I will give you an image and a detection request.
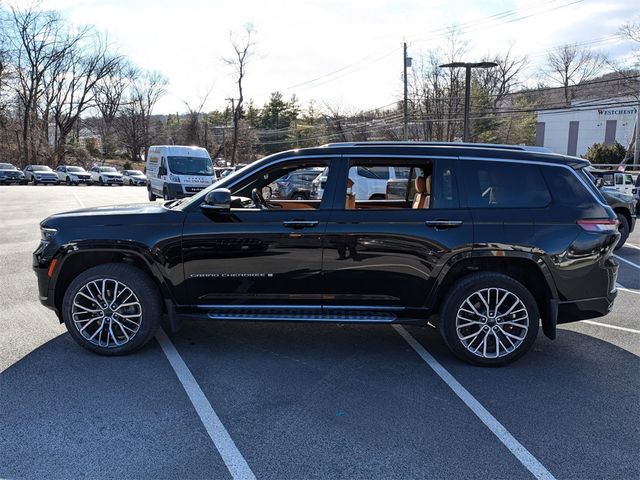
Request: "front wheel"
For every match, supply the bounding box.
[99,176,104,186]
[163,187,170,200]
[31,177,37,185]
[62,263,162,355]
[439,272,539,366]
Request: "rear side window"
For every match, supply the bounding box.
[460,160,551,208]
[542,166,595,207]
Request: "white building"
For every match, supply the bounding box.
[536,97,638,157]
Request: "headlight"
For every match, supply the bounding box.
[169,174,181,183]
[41,227,57,242]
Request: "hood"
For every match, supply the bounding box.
[41,203,172,228]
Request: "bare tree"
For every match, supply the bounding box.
[474,48,527,108]
[545,44,607,106]
[7,7,78,164]
[181,87,212,145]
[49,33,121,162]
[115,70,167,162]
[223,24,255,165]
[620,20,640,65]
[94,60,135,157]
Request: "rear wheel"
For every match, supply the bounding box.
[615,213,629,250]
[291,192,308,200]
[163,187,170,200]
[148,187,156,201]
[62,263,162,355]
[439,272,539,366]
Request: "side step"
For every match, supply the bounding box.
[206,307,397,323]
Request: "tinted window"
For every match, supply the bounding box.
[461,160,550,208]
[432,160,458,209]
[543,166,595,207]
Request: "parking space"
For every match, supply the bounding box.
[1,185,639,479]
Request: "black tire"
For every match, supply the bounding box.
[99,176,104,186]
[148,187,157,201]
[62,263,162,356]
[438,272,539,366]
[369,194,385,200]
[614,213,629,250]
[163,187,170,200]
[31,176,37,185]
[66,176,71,185]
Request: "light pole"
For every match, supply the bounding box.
[439,61,498,142]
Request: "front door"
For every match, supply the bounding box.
[181,157,337,317]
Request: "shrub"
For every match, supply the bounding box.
[583,142,626,165]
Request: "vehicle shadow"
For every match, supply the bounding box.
[2,323,638,479]
[0,333,229,480]
[406,324,640,480]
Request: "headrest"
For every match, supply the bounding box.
[415,176,426,193]
[425,175,431,194]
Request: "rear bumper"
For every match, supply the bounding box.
[555,290,617,324]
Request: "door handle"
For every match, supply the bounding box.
[283,220,319,229]
[425,220,463,229]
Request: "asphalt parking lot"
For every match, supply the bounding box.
[1,184,639,480]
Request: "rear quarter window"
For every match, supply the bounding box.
[460,160,551,208]
[542,166,596,207]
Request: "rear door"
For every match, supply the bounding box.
[321,155,472,319]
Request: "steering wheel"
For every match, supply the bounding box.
[251,188,268,210]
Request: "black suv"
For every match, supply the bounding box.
[34,142,620,366]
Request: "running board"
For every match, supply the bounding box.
[205,308,397,323]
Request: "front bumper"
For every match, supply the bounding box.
[35,176,58,183]
[102,177,123,184]
[0,176,24,183]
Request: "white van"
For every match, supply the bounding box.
[311,166,410,200]
[146,145,216,201]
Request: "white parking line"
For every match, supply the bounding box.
[614,254,640,270]
[622,242,640,251]
[156,328,256,480]
[393,325,556,480]
[580,320,640,334]
[71,190,86,208]
[616,283,640,295]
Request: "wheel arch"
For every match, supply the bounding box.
[428,252,559,339]
[52,247,173,320]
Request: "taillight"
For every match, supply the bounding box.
[577,219,619,232]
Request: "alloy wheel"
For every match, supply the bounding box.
[71,278,143,348]
[455,287,529,359]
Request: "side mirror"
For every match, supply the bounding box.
[201,188,231,212]
[158,166,166,176]
[594,177,603,188]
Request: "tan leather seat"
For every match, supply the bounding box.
[413,175,431,209]
[345,178,356,209]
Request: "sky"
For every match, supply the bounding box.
[11,0,640,114]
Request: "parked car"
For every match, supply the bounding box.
[589,169,635,196]
[635,174,640,215]
[89,166,123,185]
[312,165,410,200]
[122,170,147,186]
[272,168,324,200]
[0,163,26,184]
[583,170,636,249]
[55,165,93,185]
[24,165,58,185]
[34,142,620,366]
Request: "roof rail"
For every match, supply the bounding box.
[321,141,552,153]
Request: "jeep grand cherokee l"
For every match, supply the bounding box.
[33,142,620,366]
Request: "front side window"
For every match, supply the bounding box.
[460,160,551,208]
[230,161,332,210]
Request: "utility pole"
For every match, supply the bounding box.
[403,42,411,141]
[634,98,639,165]
[225,97,236,165]
[439,61,498,142]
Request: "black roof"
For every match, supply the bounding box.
[266,142,590,169]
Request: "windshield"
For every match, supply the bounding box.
[0,163,17,170]
[32,165,52,172]
[67,166,85,172]
[125,170,144,175]
[100,167,117,173]
[168,156,214,176]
